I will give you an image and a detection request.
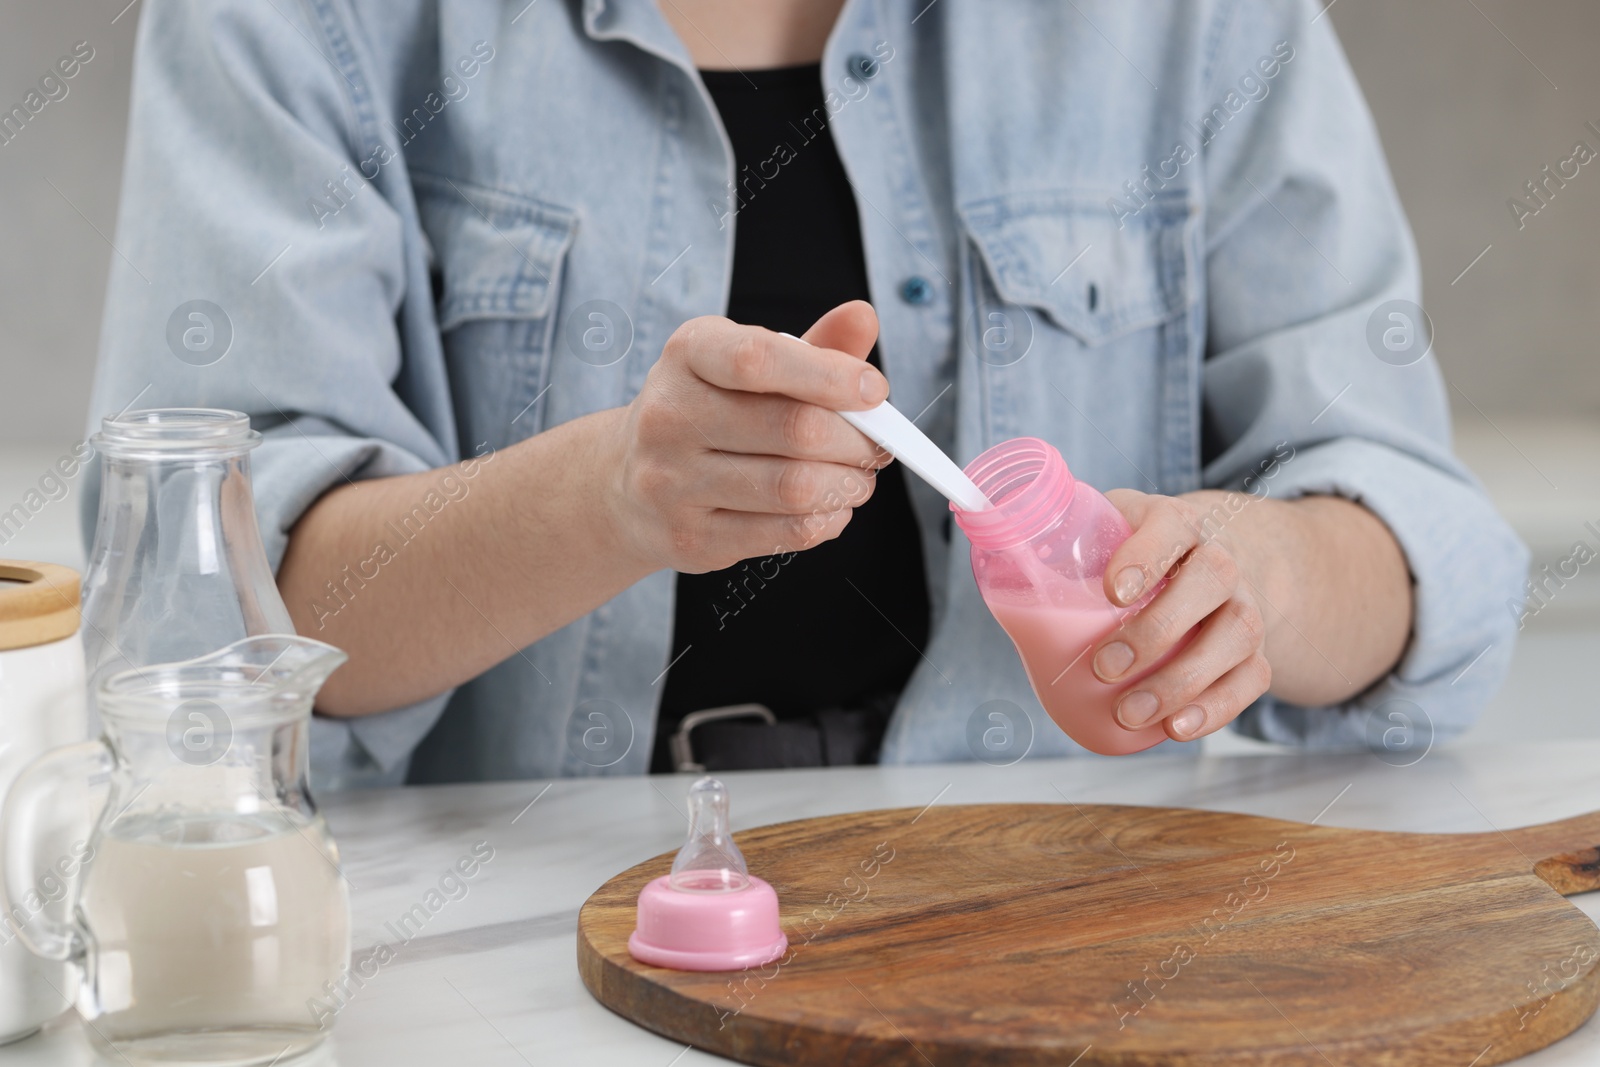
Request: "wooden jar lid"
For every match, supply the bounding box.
[0,561,81,651]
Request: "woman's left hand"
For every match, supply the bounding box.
[1092,489,1274,742]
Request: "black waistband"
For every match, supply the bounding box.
[661,696,894,773]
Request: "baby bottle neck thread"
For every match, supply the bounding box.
[952,438,1077,550]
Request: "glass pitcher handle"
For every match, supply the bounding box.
[0,739,113,963]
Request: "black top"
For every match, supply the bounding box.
[651,63,931,772]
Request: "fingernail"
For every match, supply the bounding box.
[860,369,887,404]
[1113,566,1145,605]
[1171,705,1206,738]
[1093,641,1134,681]
[1117,690,1159,729]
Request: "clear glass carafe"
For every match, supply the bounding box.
[81,409,293,720]
[0,636,351,1066]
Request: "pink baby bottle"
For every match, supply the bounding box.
[952,438,1191,755]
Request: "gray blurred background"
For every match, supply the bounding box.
[1,1,1596,746]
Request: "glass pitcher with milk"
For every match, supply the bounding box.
[0,635,351,1066]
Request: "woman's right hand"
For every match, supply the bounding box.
[605,300,892,574]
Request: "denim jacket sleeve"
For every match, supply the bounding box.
[83,0,453,788]
[1196,0,1529,747]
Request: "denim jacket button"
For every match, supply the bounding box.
[900,275,934,306]
[847,52,880,81]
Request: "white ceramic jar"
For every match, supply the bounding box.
[0,561,87,1044]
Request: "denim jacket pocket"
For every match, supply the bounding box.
[956,188,1200,492]
[958,188,1195,346]
[412,172,578,442]
[413,171,578,328]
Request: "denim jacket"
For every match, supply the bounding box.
[87,0,1529,788]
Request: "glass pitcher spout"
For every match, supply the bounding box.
[183,635,348,704]
[98,634,347,724]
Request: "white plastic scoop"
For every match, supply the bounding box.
[778,333,992,512]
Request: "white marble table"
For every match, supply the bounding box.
[7,741,1600,1065]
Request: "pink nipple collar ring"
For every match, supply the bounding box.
[628,776,787,971]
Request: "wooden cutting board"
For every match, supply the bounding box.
[577,803,1600,1066]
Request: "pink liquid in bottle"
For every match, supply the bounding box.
[953,438,1193,755]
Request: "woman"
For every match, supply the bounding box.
[86,0,1527,787]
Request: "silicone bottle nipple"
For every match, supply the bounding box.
[670,777,750,892]
[627,776,787,971]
